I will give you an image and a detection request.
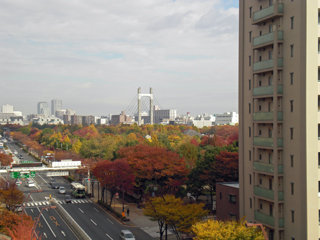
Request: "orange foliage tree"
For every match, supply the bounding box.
[0,153,12,166]
[118,144,189,195]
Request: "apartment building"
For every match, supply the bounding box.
[239,1,318,239]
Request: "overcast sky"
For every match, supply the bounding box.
[0,0,239,117]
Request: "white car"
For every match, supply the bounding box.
[13,150,18,155]
[25,180,35,187]
[120,230,135,240]
[59,186,66,194]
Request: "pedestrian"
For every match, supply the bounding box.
[127,208,130,217]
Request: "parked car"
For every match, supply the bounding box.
[51,182,59,189]
[65,195,72,203]
[120,230,135,240]
[59,186,66,194]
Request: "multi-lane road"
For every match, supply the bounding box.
[2,141,153,240]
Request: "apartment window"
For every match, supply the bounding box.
[250,198,252,209]
[291,210,295,223]
[290,100,294,112]
[268,76,272,85]
[290,72,294,85]
[249,103,251,114]
[318,152,320,167]
[269,50,273,59]
[249,80,251,90]
[260,179,262,184]
[291,182,294,195]
[249,174,252,185]
[291,16,294,29]
[269,0,273,6]
[290,128,294,140]
[249,150,251,161]
[269,24,273,33]
[259,31,262,36]
[220,192,222,199]
[259,105,262,111]
[249,56,251,66]
[319,210,320,224]
[318,181,320,196]
[259,56,262,61]
[249,31,252,42]
[228,194,236,203]
[260,203,262,210]
[259,130,262,135]
[249,7,252,18]
[291,155,294,167]
[259,154,262,160]
[269,204,273,216]
[290,45,294,57]
[249,127,251,137]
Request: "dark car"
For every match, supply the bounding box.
[65,195,72,203]
[51,182,59,189]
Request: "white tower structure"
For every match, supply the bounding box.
[137,87,153,125]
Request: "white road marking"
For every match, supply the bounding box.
[79,208,84,213]
[90,219,97,226]
[93,208,99,212]
[30,195,34,202]
[36,173,48,184]
[107,219,114,225]
[27,203,31,207]
[88,200,92,203]
[37,207,56,238]
[105,233,113,240]
[31,209,33,213]
[61,230,66,237]
[35,203,38,206]
[81,200,85,203]
[43,232,47,238]
[38,202,42,206]
[31,203,34,206]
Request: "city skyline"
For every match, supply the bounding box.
[0,0,239,116]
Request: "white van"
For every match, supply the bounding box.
[25,180,35,187]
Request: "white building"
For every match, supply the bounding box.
[51,99,62,116]
[32,116,64,125]
[37,102,49,117]
[1,104,13,113]
[215,112,238,125]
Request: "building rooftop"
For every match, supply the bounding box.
[218,182,239,189]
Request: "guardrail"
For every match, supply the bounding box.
[51,198,92,240]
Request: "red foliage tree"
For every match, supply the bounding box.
[118,145,189,195]
[200,135,226,147]
[214,150,239,182]
[0,153,12,166]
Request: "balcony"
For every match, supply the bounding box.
[254,211,284,228]
[253,58,283,73]
[253,31,284,48]
[253,3,284,24]
[253,84,283,97]
[253,162,283,174]
[253,111,283,121]
[254,186,284,201]
[253,137,283,147]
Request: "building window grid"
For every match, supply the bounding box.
[291,16,294,29]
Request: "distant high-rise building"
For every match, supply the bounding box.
[37,102,49,117]
[1,104,13,113]
[51,99,62,116]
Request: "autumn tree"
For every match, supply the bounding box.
[0,178,25,211]
[0,153,12,166]
[118,145,189,196]
[192,219,265,240]
[0,210,39,240]
[144,195,208,240]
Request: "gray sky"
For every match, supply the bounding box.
[0,0,239,116]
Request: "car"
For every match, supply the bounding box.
[16,180,22,186]
[13,204,22,212]
[59,186,66,194]
[120,230,135,240]
[25,180,35,187]
[13,150,18,155]
[51,182,59,189]
[65,195,72,203]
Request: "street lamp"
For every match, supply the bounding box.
[21,190,43,222]
[30,206,56,240]
[245,223,268,240]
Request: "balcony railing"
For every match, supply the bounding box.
[253,111,283,121]
[254,211,284,228]
[253,162,283,174]
[253,31,284,47]
[253,84,283,96]
[253,58,283,72]
[253,137,283,147]
[253,3,284,23]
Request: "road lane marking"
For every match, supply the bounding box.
[37,173,48,184]
[107,219,114,225]
[106,233,113,240]
[30,195,34,202]
[79,208,84,213]
[93,208,99,212]
[43,232,47,238]
[61,230,66,237]
[90,219,97,226]
[31,209,33,213]
[37,207,56,238]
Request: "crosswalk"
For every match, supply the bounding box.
[24,199,92,207]
[58,199,92,204]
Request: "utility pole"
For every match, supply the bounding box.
[87,169,91,196]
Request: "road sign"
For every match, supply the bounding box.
[11,172,19,179]
[21,161,33,164]
[30,171,36,177]
[46,171,69,177]
[10,172,30,178]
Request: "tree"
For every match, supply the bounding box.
[0,178,25,211]
[192,219,265,240]
[118,145,189,195]
[0,153,12,166]
[215,151,238,182]
[144,195,208,240]
[0,210,38,239]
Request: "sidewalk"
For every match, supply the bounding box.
[89,182,175,239]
